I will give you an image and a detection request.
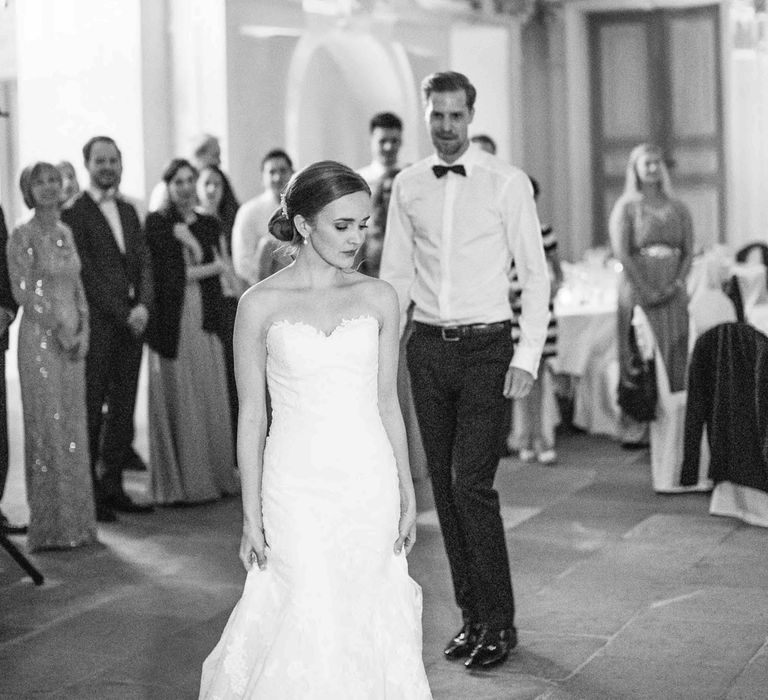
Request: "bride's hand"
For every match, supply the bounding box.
[394,501,417,556]
[240,525,267,571]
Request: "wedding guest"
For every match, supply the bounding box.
[196,163,245,440]
[0,203,26,535]
[357,112,404,278]
[507,176,562,464]
[381,71,550,669]
[148,133,239,233]
[357,113,426,477]
[8,163,96,550]
[56,160,80,207]
[62,136,154,521]
[145,158,238,505]
[609,143,693,448]
[231,148,294,285]
[470,134,497,155]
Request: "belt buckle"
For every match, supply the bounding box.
[441,326,461,342]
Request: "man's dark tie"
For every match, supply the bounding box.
[432,164,466,178]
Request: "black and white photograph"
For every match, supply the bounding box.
[0,1,767,698]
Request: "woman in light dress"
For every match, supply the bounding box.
[8,162,96,551]
[199,161,432,699]
[609,143,694,446]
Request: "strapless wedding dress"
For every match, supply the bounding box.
[199,315,432,699]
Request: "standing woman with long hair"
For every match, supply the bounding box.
[609,143,694,446]
[8,162,96,550]
[145,158,238,505]
[197,163,245,441]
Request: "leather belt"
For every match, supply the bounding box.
[413,320,511,342]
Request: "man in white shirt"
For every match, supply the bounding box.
[357,112,403,278]
[231,149,293,285]
[380,71,550,669]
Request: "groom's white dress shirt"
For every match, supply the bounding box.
[380,146,550,376]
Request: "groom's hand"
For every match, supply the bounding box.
[504,366,534,399]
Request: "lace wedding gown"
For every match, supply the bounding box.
[199,315,432,699]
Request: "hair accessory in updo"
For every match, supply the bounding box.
[280,192,289,219]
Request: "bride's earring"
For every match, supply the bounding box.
[302,235,309,246]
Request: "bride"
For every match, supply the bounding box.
[199,161,432,699]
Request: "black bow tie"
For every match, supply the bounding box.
[432,164,466,179]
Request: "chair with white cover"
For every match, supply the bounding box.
[682,322,768,527]
[632,306,711,493]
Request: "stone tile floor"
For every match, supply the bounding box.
[1,430,767,699]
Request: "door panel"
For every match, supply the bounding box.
[590,6,724,251]
[599,23,650,138]
[668,16,718,138]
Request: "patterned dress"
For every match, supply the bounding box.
[510,225,558,358]
[8,219,96,551]
[610,196,693,393]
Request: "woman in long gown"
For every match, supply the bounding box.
[609,143,694,445]
[199,161,432,699]
[8,162,96,551]
[197,163,245,442]
[145,158,239,505]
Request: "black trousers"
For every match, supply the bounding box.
[407,326,515,630]
[86,317,143,502]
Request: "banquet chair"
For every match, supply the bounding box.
[682,322,768,527]
[631,307,711,493]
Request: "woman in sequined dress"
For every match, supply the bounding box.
[7,162,96,551]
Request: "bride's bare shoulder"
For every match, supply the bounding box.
[352,275,397,304]
[237,272,299,329]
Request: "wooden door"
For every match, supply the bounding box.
[589,6,724,250]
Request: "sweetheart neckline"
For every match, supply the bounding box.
[267,314,379,340]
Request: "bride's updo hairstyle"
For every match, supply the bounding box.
[267,160,371,248]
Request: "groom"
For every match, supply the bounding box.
[381,71,550,668]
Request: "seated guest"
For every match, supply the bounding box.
[8,163,96,550]
[145,158,239,505]
[231,148,294,285]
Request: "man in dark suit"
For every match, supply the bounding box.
[62,136,154,521]
[0,204,26,534]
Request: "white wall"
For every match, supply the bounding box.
[725,10,768,250]
[14,0,147,201]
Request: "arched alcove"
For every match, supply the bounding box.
[284,30,420,170]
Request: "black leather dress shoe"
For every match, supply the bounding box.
[464,626,517,669]
[123,450,148,472]
[444,621,482,660]
[96,503,117,522]
[105,493,153,514]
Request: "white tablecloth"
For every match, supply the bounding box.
[551,296,620,437]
